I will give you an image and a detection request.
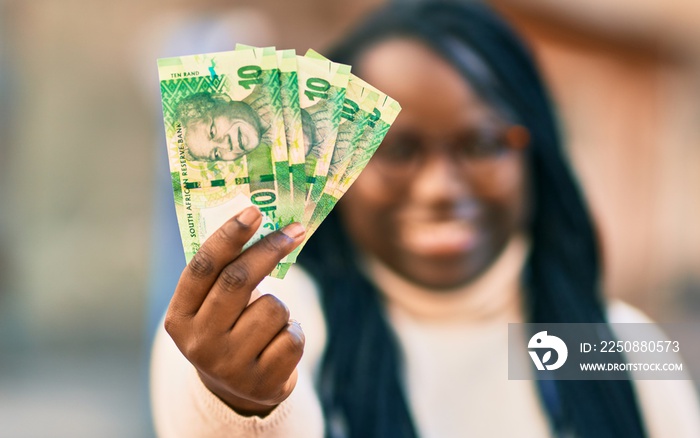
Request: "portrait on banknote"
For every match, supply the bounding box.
[175,91,268,162]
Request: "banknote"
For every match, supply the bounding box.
[278,72,381,265]
[274,86,401,274]
[306,80,383,225]
[235,44,305,224]
[271,48,401,273]
[276,49,307,221]
[160,46,400,279]
[158,49,290,264]
[233,45,294,222]
[302,50,401,232]
[329,85,401,202]
[275,52,351,265]
[296,53,351,206]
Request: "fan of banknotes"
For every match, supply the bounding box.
[158,45,401,278]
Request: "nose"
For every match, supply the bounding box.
[411,152,471,204]
[215,131,232,152]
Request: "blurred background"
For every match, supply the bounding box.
[0,0,698,436]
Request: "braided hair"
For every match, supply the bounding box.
[299,2,647,437]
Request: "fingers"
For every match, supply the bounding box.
[228,294,291,359]
[168,205,263,320]
[257,320,305,387]
[162,208,307,415]
[195,222,305,332]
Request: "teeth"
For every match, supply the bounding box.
[401,220,475,255]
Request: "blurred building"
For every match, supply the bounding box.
[493,0,700,320]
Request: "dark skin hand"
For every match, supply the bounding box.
[164,205,306,417]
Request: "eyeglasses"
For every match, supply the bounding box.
[369,124,529,184]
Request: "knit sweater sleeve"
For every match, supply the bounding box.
[608,301,700,438]
[150,266,327,438]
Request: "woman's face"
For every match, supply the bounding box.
[338,38,529,289]
[185,102,262,161]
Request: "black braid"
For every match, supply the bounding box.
[299,2,647,437]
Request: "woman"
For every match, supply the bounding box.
[150,2,700,437]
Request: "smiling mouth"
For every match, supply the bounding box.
[399,219,477,257]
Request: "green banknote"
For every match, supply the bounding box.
[330,83,402,200]
[233,45,294,221]
[276,49,307,221]
[272,93,401,276]
[303,50,401,230]
[277,85,400,272]
[235,44,304,223]
[278,74,380,263]
[297,53,351,206]
[160,45,400,279]
[275,52,350,266]
[306,79,381,224]
[159,49,291,265]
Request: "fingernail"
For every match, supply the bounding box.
[281,223,305,240]
[235,205,260,227]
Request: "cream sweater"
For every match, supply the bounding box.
[151,238,700,437]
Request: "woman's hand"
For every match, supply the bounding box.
[164,205,306,417]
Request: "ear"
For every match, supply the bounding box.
[505,125,530,150]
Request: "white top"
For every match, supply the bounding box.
[150,237,700,437]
